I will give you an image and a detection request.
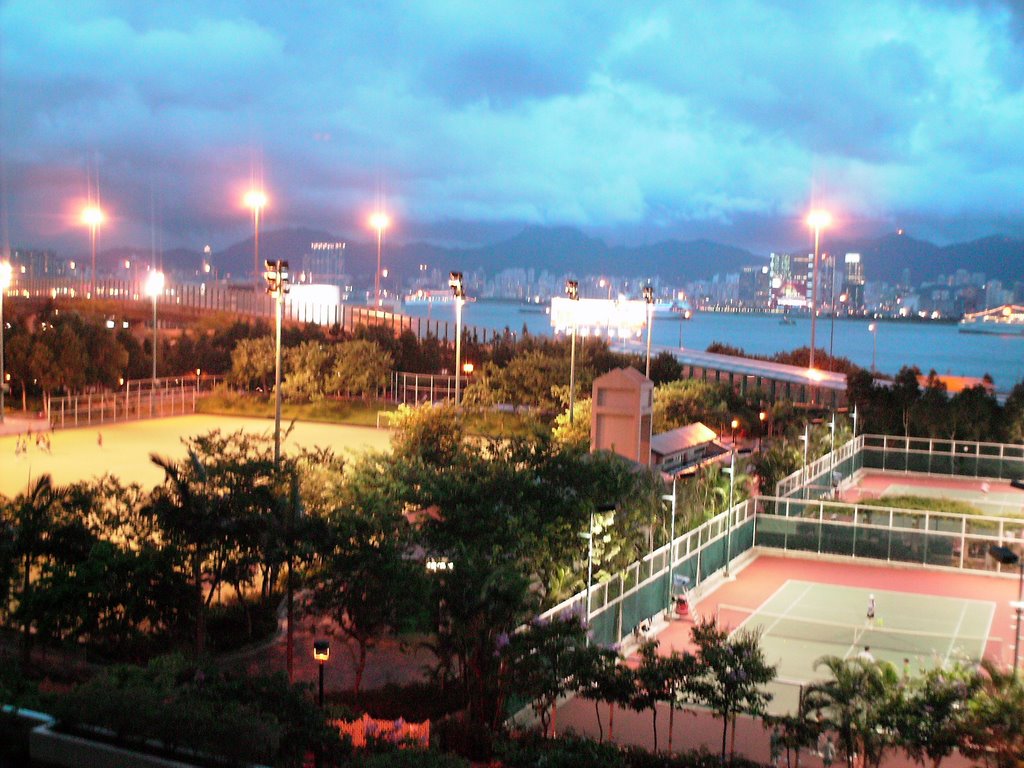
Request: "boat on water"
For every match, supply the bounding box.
[403,289,455,307]
[958,304,1024,336]
[651,299,694,319]
[779,315,796,326]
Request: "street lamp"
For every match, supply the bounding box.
[370,212,390,306]
[263,260,290,465]
[724,450,737,577]
[988,545,1023,674]
[868,322,878,373]
[806,209,832,371]
[800,423,810,497]
[730,418,740,446]
[566,280,580,424]
[758,410,767,452]
[145,270,165,382]
[643,285,655,379]
[599,277,612,300]
[0,260,11,424]
[584,503,616,644]
[245,190,267,292]
[449,272,466,405]
[663,479,677,615]
[829,289,846,371]
[313,640,330,707]
[81,205,104,296]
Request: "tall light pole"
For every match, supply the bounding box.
[245,190,267,292]
[758,410,767,452]
[565,280,580,424]
[145,270,165,382]
[829,412,837,457]
[724,449,736,577]
[643,285,655,379]
[263,260,290,465]
[313,640,330,707]
[449,272,465,404]
[0,260,11,424]
[868,322,878,373]
[663,477,677,615]
[81,205,104,297]
[806,209,832,371]
[370,212,390,306]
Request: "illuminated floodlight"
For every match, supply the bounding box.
[806,209,832,230]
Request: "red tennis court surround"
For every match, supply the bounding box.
[556,552,1017,766]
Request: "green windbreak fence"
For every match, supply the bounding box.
[536,500,759,648]
[861,435,1024,481]
[755,495,1024,577]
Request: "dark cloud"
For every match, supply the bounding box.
[2,0,1023,255]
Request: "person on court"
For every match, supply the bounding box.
[866,593,876,621]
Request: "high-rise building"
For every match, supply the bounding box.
[301,241,347,287]
[843,253,865,311]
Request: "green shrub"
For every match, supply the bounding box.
[875,495,983,516]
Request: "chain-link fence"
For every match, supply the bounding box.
[48,375,222,430]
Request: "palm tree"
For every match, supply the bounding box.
[803,655,900,768]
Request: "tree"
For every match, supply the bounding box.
[8,475,69,662]
[303,505,424,703]
[961,659,1024,768]
[389,402,464,466]
[551,398,591,448]
[282,340,334,402]
[899,663,979,768]
[572,643,629,743]
[331,339,392,399]
[803,655,900,768]
[500,615,589,738]
[228,336,275,392]
[691,618,776,763]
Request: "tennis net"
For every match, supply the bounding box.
[716,603,988,658]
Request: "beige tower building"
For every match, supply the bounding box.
[590,367,654,465]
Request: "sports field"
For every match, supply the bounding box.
[840,470,1024,517]
[0,415,392,497]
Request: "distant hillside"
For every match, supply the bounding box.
[99,225,1024,289]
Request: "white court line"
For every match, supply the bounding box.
[944,601,970,666]
[724,580,795,635]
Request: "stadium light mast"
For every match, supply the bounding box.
[0,260,12,423]
[245,190,267,292]
[566,279,579,424]
[81,205,105,296]
[449,272,466,404]
[643,285,655,379]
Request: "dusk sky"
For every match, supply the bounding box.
[3,0,1024,256]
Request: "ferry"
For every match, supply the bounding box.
[958,305,1024,336]
[652,299,694,319]
[403,289,455,306]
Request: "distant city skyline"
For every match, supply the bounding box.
[3,1,1024,254]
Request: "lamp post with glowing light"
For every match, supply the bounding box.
[566,280,580,424]
[263,260,290,465]
[0,260,11,424]
[245,190,267,292]
[145,270,165,382]
[806,209,832,371]
[868,322,878,373]
[313,640,330,707]
[370,212,390,306]
[81,205,104,296]
[643,285,655,379]
[758,410,767,452]
[449,272,466,404]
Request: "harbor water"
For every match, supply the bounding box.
[402,300,1024,392]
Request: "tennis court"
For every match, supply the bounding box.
[718,578,996,713]
[840,470,1024,517]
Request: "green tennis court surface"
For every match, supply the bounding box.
[719,580,996,713]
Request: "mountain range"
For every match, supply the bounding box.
[97,227,1024,290]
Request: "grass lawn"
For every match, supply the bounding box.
[0,414,392,497]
